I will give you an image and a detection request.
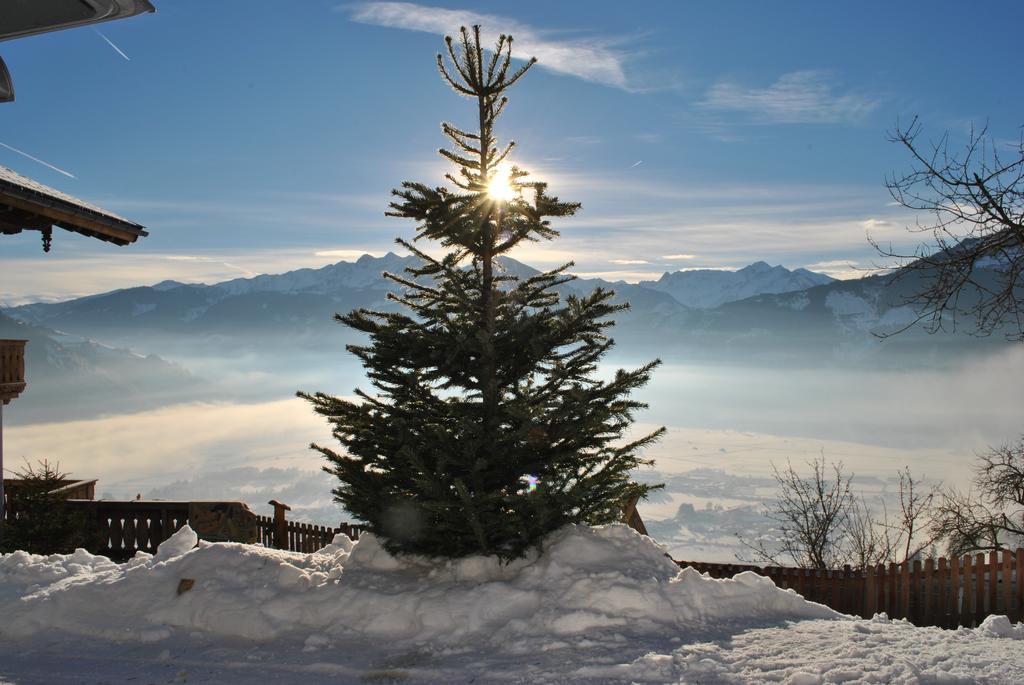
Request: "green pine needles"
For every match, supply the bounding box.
[299,26,664,561]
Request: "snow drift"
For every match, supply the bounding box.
[1,523,836,646]
[6,525,1024,683]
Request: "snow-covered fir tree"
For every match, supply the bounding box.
[300,26,663,560]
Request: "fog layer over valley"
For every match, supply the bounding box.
[3,255,1021,562]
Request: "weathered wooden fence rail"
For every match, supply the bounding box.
[677,550,1024,628]
[64,499,362,561]
[85,501,190,561]
[4,496,191,561]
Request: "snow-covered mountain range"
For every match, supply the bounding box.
[640,261,835,309]
[4,253,691,361]
[157,252,418,299]
[2,251,1013,406]
[9,254,831,334]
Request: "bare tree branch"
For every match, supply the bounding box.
[931,437,1024,554]
[740,458,939,569]
[875,117,1024,340]
[740,456,854,569]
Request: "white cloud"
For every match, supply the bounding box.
[609,259,649,265]
[806,259,857,269]
[314,249,381,260]
[346,2,631,89]
[700,71,879,124]
[160,255,258,278]
[662,254,697,260]
[5,399,335,493]
[572,269,665,282]
[802,259,868,280]
[675,265,736,272]
[0,245,391,305]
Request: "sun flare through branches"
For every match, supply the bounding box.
[486,161,517,202]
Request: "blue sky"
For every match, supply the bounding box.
[2,0,1022,303]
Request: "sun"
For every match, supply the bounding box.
[486,162,517,202]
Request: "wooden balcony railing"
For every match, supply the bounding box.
[0,339,27,405]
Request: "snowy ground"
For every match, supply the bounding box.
[3,525,1023,684]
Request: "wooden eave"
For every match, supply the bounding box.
[0,1,156,43]
[0,169,147,246]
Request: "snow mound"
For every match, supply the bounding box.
[152,523,199,562]
[0,524,838,648]
[0,547,118,604]
[976,614,1024,639]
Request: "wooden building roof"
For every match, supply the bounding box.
[0,1,155,43]
[0,165,148,250]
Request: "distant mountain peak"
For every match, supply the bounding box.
[642,261,834,309]
[357,251,401,264]
[152,280,185,291]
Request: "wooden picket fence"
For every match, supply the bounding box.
[84,501,362,559]
[5,496,198,561]
[255,514,363,553]
[81,500,367,559]
[40,498,362,560]
[677,549,1024,628]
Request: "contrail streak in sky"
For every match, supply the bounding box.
[96,30,131,61]
[630,160,643,168]
[0,142,76,178]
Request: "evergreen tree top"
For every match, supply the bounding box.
[387,25,579,261]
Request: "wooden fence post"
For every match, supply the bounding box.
[923,558,933,626]
[1016,549,1024,623]
[975,552,986,626]
[900,560,911,620]
[876,564,885,617]
[989,550,999,616]
[946,557,954,626]
[988,550,997,614]
[865,564,876,618]
[268,499,291,550]
[887,562,898,617]
[1003,549,1013,616]
[936,557,947,628]
[961,554,970,627]
[917,557,925,622]
[842,565,852,616]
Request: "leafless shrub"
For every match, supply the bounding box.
[931,437,1024,555]
[740,456,853,569]
[843,495,890,568]
[740,458,939,569]
[888,466,941,562]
